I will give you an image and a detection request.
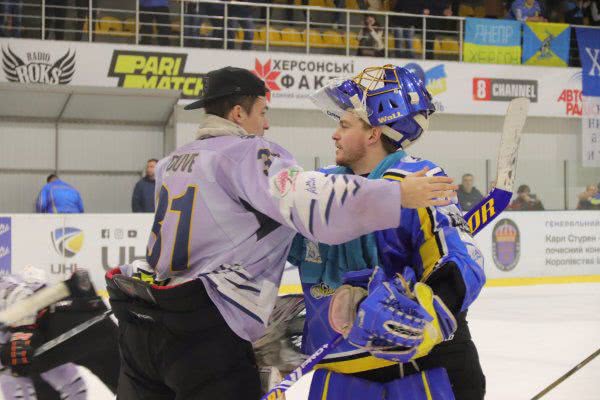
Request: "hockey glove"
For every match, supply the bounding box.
[333,267,457,363]
[0,327,39,376]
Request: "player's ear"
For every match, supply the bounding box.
[228,105,246,124]
[369,126,383,145]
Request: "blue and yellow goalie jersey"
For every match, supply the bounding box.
[288,154,486,374]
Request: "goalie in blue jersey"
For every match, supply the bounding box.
[288,65,487,399]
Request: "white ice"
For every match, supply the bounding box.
[60,283,600,399]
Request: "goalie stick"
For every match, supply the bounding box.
[32,293,305,359]
[261,97,530,400]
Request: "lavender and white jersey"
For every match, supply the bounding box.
[140,115,402,342]
[0,275,87,400]
[0,364,86,400]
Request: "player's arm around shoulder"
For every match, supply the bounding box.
[384,158,485,312]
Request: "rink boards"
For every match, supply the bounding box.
[0,211,599,294]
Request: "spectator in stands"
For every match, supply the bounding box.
[131,159,157,213]
[509,184,545,211]
[332,0,347,28]
[45,0,67,40]
[0,0,23,37]
[282,0,307,23]
[576,184,600,210]
[184,1,203,47]
[564,0,590,24]
[192,1,225,49]
[74,0,96,41]
[426,0,456,60]
[139,0,171,46]
[457,173,484,212]
[507,0,547,21]
[590,0,600,25]
[36,174,84,214]
[357,14,385,57]
[390,0,427,58]
[226,0,257,50]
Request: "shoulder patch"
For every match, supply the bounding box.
[385,156,446,179]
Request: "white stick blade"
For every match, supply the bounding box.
[496,97,530,192]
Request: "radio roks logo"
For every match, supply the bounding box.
[492,219,520,271]
[2,46,75,85]
[108,50,206,99]
[51,227,84,258]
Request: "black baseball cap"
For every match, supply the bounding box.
[184,66,268,110]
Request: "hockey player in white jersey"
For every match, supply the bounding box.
[106,66,458,400]
[0,267,119,399]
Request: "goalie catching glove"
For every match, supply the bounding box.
[328,266,457,363]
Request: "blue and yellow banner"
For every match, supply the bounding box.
[463,18,521,65]
[522,22,570,67]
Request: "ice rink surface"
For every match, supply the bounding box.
[75,283,600,400]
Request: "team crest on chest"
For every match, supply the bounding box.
[305,240,322,263]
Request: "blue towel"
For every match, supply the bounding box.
[289,150,406,289]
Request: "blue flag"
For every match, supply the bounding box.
[576,28,600,97]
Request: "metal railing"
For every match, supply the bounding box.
[0,0,466,61]
[0,0,597,64]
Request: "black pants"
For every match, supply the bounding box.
[74,0,96,41]
[107,272,261,400]
[353,313,486,400]
[139,5,171,46]
[45,0,66,40]
[33,297,121,393]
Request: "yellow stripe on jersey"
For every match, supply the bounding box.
[321,371,333,400]
[315,354,397,374]
[421,371,433,400]
[383,174,404,182]
[417,207,445,281]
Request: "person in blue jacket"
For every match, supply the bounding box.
[36,174,84,214]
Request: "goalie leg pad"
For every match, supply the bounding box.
[308,369,385,400]
[386,367,455,400]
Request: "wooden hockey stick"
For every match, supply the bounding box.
[530,347,600,400]
[261,98,530,400]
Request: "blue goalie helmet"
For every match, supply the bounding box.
[311,65,436,148]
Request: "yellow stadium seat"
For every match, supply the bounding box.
[96,16,123,36]
[309,0,327,7]
[458,4,475,17]
[200,22,213,37]
[254,25,266,45]
[346,0,360,9]
[438,37,459,59]
[281,27,305,47]
[412,37,423,55]
[322,30,344,48]
[441,38,459,54]
[473,6,486,17]
[347,31,359,49]
[433,38,442,55]
[122,18,135,36]
[268,28,283,46]
[305,29,324,48]
[387,34,394,51]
